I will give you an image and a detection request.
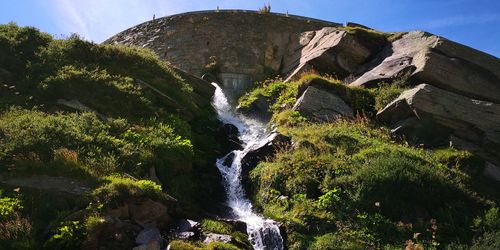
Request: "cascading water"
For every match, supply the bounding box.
[211,82,284,250]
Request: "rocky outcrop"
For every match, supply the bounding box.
[86,217,143,250]
[292,84,353,122]
[350,31,500,103]
[107,197,172,228]
[377,84,500,163]
[283,27,386,81]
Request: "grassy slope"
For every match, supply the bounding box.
[240,74,500,249]
[0,23,226,249]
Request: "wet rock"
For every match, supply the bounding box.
[292,84,354,122]
[203,233,232,244]
[222,152,236,167]
[247,221,284,250]
[173,219,200,232]
[218,123,242,150]
[136,227,161,245]
[169,218,201,241]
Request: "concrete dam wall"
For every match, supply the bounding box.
[105,10,340,94]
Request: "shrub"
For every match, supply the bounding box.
[91,176,173,209]
[0,191,35,249]
[338,26,388,53]
[44,220,85,250]
[371,82,406,111]
[470,231,500,250]
[0,196,22,222]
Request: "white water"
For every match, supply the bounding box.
[211,83,284,250]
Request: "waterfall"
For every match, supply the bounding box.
[211,82,284,250]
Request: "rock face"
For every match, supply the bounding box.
[377,84,500,161]
[283,27,382,81]
[350,31,500,103]
[293,84,354,122]
[105,10,340,81]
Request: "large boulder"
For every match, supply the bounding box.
[129,198,172,228]
[283,27,384,81]
[108,197,172,228]
[377,83,500,155]
[351,31,500,103]
[292,84,354,122]
[85,217,142,250]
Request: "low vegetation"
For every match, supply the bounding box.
[239,73,500,249]
[238,74,374,117]
[0,23,226,248]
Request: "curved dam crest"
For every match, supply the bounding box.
[104,10,341,93]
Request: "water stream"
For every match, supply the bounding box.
[211,82,284,250]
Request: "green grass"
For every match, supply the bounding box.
[250,118,494,249]
[338,26,389,53]
[169,240,241,250]
[201,219,233,235]
[0,23,228,249]
[91,176,174,209]
[239,74,375,119]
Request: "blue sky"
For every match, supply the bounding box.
[1,0,499,57]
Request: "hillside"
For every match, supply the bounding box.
[0,23,233,249]
[1,10,500,250]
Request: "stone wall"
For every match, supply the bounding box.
[104,10,340,84]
